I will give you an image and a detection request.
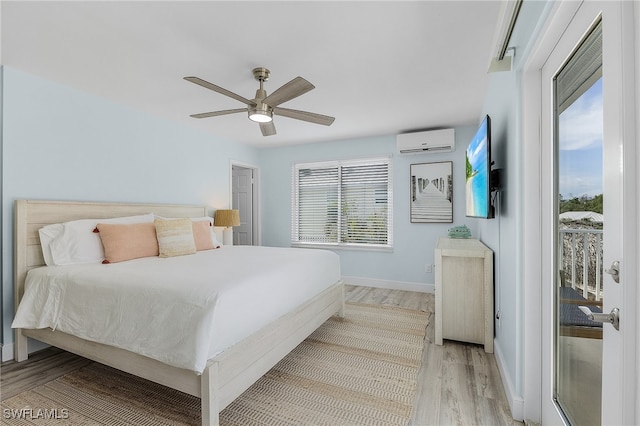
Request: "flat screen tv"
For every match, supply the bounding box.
[465,115,494,219]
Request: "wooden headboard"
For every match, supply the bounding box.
[13,199,207,359]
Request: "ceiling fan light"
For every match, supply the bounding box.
[248,111,273,123]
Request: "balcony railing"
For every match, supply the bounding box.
[559,228,603,301]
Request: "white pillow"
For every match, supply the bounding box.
[210,229,222,248]
[38,223,64,266]
[153,215,221,248]
[46,213,154,266]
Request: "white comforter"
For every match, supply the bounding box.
[12,246,341,373]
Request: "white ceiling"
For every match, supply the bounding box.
[1,1,503,147]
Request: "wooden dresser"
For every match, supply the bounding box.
[434,237,494,353]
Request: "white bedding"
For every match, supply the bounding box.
[12,246,341,373]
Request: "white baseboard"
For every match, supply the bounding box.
[2,343,14,362]
[1,339,51,363]
[341,275,434,293]
[494,339,524,421]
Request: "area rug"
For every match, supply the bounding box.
[2,302,429,425]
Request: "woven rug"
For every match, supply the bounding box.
[2,302,429,425]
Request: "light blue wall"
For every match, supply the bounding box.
[476,0,549,404]
[1,5,552,405]
[477,69,521,395]
[0,67,483,351]
[258,129,479,286]
[1,67,260,346]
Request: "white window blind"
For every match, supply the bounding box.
[292,157,393,249]
[556,20,602,114]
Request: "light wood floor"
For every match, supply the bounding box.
[1,285,519,425]
[344,285,520,426]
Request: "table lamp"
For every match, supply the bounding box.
[214,209,241,245]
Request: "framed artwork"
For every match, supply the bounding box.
[410,161,453,223]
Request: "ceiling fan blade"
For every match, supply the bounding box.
[262,77,315,107]
[184,76,256,106]
[190,108,247,119]
[260,121,276,136]
[273,107,335,126]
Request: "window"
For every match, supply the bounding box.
[291,157,393,249]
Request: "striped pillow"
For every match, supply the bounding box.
[154,218,196,258]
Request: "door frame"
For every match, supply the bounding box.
[230,160,261,246]
[522,1,638,424]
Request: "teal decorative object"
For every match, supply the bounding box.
[448,225,472,239]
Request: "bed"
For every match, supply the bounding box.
[13,199,344,425]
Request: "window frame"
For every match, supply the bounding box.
[291,156,393,251]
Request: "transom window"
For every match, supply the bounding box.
[291,157,393,249]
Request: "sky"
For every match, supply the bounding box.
[467,121,487,170]
[558,77,603,199]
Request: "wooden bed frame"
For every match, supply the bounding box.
[13,199,345,425]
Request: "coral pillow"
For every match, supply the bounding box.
[192,220,216,251]
[154,218,197,258]
[97,222,159,263]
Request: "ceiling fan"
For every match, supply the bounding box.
[184,67,335,136]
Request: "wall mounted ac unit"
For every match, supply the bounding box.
[396,128,455,154]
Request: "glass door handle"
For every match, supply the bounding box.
[579,306,620,331]
[605,260,620,283]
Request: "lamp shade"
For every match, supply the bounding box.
[214,209,241,227]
